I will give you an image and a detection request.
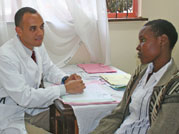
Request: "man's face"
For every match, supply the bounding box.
[16,13,44,50]
[136,26,162,64]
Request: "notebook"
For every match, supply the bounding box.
[60,83,118,105]
[100,73,131,86]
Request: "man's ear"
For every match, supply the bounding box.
[160,34,169,47]
[15,27,22,36]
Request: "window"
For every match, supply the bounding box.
[106,0,138,18]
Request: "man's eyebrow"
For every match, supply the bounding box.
[30,25,36,28]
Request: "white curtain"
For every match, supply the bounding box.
[0,0,111,66]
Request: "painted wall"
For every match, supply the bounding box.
[2,0,178,74]
[109,0,179,74]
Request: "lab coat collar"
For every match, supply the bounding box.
[14,35,30,60]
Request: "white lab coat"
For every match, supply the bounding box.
[0,36,67,134]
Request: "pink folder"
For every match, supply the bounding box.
[77,63,117,74]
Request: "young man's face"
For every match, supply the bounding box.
[16,13,44,50]
[136,26,162,64]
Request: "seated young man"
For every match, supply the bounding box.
[90,19,179,134]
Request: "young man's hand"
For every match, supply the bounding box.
[65,79,85,94]
[65,73,81,84]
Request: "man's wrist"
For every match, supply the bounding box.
[61,76,69,84]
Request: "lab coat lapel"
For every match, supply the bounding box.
[13,36,42,87]
[14,37,38,69]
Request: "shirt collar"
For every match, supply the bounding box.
[147,59,172,82]
[17,35,33,57]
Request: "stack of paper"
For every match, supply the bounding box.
[100,73,131,90]
[77,64,117,74]
[60,83,117,105]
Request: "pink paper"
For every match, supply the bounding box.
[78,64,117,74]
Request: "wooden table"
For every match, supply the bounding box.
[49,65,127,134]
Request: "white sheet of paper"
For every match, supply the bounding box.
[61,83,115,103]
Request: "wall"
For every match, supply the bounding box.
[1,0,178,74]
[109,0,179,74]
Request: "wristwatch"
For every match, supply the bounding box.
[61,76,69,84]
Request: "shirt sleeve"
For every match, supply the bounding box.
[147,76,179,134]
[39,44,66,84]
[0,56,65,108]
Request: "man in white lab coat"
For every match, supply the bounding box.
[0,7,85,134]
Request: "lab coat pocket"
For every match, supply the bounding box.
[0,104,24,130]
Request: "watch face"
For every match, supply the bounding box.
[62,76,69,84]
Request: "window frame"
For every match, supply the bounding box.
[107,0,138,18]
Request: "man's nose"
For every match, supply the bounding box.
[136,43,140,51]
[37,28,44,35]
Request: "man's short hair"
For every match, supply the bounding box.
[15,7,37,27]
[144,19,178,50]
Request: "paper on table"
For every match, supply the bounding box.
[60,83,117,105]
[77,64,117,74]
[100,73,131,86]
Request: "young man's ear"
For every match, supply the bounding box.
[160,34,169,47]
[15,27,22,36]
